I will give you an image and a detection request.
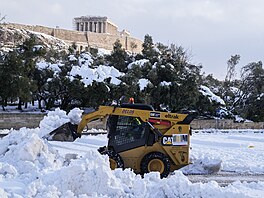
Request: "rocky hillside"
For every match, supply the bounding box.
[0,25,68,52]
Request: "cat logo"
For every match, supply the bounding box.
[162,136,173,146]
[162,134,188,146]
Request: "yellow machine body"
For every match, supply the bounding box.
[50,103,193,177]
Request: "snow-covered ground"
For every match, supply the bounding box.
[0,109,264,197]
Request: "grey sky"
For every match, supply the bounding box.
[1,0,264,80]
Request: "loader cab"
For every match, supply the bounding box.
[106,104,155,153]
[107,115,154,153]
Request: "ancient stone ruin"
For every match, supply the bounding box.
[0,16,142,53]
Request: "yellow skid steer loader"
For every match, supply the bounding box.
[48,103,195,178]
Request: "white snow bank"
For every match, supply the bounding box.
[0,188,8,198]
[1,108,264,197]
[25,149,263,198]
[190,131,264,174]
[39,107,83,137]
[67,108,84,125]
[39,108,69,137]
[182,156,222,174]
[29,150,125,197]
[0,128,63,183]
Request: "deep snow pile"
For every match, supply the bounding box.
[24,151,263,198]
[0,108,264,197]
[0,127,64,197]
[39,108,83,138]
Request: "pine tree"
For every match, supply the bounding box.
[0,51,22,110]
[106,39,129,72]
[142,34,159,63]
[237,61,264,121]
[16,35,46,110]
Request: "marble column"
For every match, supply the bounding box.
[80,23,84,31]
[94,22,97,32]
[98,22,102,33]
[85,22,88,31]
[89,22,93,32]
[102,22,106,33]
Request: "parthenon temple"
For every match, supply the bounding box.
[73,16,130,36]
[1,16,142,53]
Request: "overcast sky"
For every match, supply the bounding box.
[1,0,264,80]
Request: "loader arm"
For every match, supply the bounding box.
[48,103,195,142]
[76,106,115,135]
[77,104,193,136]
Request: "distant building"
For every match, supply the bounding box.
[1,16,141,53]
[73,16,130,36]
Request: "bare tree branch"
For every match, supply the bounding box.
[0,13,6,22]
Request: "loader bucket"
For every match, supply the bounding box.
[46,122,79,142]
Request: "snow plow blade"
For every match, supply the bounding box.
[46,122,80,142]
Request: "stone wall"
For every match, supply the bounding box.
[1,23,143,53]
[191,119,264,129]
[0,113,105,130]
[0,113,45,129]
[106,23,118,35]
[1,113,264,130]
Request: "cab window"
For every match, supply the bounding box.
[114,116,145,145]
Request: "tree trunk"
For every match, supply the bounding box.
[38,99,42,109]
[61,97,70,111]
[4,98,7,106]
[18,99,22,111]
